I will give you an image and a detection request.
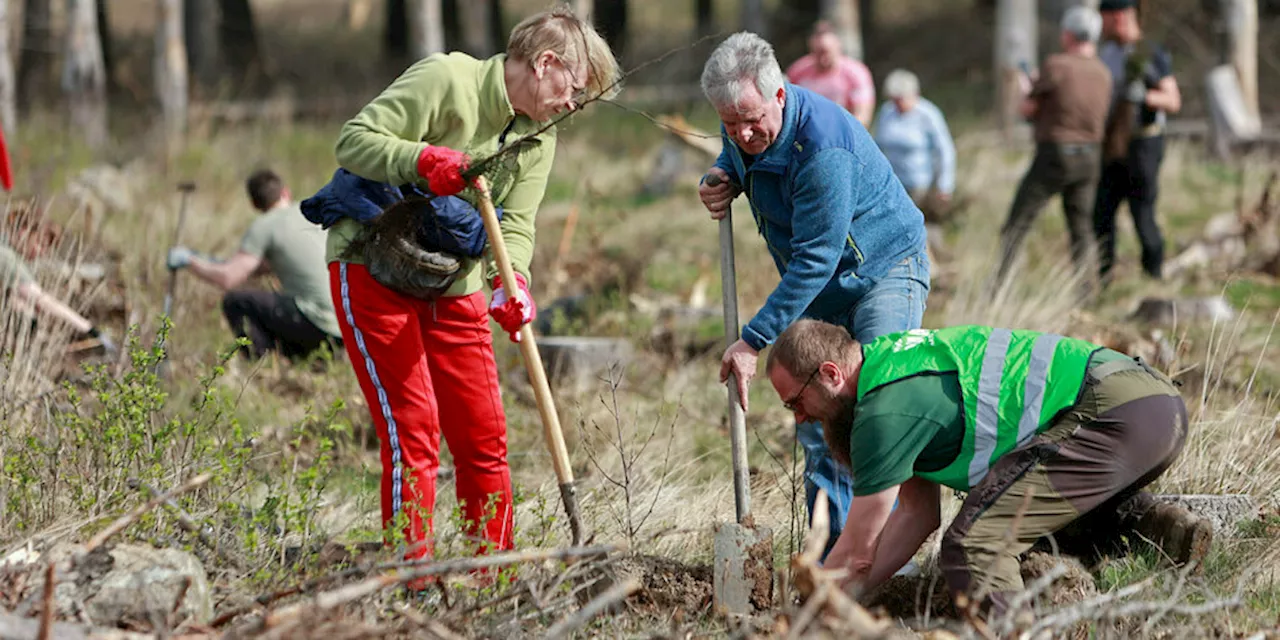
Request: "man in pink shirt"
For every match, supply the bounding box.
[785,21,876,128]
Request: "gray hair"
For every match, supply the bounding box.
[1061,6,1102,43]
[701,32,786,108]
[883,69,919,99]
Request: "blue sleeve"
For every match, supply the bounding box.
[926,105,956,194]
[741,148,856,350]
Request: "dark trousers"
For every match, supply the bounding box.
[1094,135,1166,281]
[997,142,1101,288]
[221,290,340,360]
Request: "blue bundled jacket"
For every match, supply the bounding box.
[300,168,500,258]
[712,85,927,351]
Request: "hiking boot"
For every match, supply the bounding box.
[1132,501,1214,567]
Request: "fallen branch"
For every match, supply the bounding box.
[543,577,640,638]
[129,477,245,570]
[84,473,212,554]
[235,543,624,636]
[787,490,895,638]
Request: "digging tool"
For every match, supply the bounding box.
[474,175,584,546]
[156,181,196,377]
[706,173,774,616]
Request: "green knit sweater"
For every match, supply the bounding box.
[327,52,557,297]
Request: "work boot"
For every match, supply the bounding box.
[1121,493,1214,567]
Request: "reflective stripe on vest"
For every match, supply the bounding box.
[856,326,1098,491]
[968,330,1064,487]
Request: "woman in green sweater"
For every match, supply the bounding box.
[323,7,618,572]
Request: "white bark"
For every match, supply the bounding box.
[0,0,17,136]
[821,0,863,61]
[408,0,444,59]
[574,0,591,20]
[994,0,1036,134]
[155,0,187,140]
[62,0,108,147]
[1222,0,1259,124]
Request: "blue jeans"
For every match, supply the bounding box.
[798,250,930,557]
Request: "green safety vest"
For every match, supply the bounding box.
[857,326,1101,491]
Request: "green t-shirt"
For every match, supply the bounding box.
[848,348,1132,496]
[0,243,35,292]
[240,204,341,337]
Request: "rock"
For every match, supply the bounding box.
[537,336,634,396]
[0,611,154,640]
[35,544,212,628]
[1153,494,1260,536]
[1130,296,1237,325]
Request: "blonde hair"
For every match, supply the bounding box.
[507,5,622,100]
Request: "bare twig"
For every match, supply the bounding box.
[37,563,54,640]
[993,561,1068,634]
[236,544,623,636]
[129,477,245,570]
[461,33,723,182]
[84,473,212,553]
[784,581,830,640]
[543,577,640,638]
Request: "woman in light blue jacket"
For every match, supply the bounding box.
[873,69,957,214]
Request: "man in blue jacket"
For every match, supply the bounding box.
[698,32,931,556]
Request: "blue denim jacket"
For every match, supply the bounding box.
[713,85,927,351]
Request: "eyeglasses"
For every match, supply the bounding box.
[549,52,589,105]
[782,367,822,413]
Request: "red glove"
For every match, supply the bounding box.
[416,145,470,196]
[489,273,536,343]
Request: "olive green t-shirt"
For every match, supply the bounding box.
[848,348,1131,496]
[240,204,341,337]
[0,243,35,292]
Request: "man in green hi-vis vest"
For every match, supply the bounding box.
[765,319,1212,613]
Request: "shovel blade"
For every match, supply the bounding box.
[712,521,774,616]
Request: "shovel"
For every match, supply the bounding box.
[474,175,584,546]
[156,181,196,378]
[706,173,774,615]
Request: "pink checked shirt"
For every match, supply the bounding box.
[785,55,876,113]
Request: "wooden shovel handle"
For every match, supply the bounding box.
[474,176,582,545]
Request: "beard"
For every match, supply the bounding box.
[819,395,859,470]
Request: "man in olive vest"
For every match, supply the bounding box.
[766,319,1212,613]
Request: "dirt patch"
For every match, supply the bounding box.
[746,533,774,611]
[612,554,713,614]
[1019,551,1098,608]
[864,572,956,621]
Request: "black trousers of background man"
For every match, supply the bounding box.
[1093,135,1166,282]
[221,290,338,360]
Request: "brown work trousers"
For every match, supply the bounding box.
[996,142,1102,294]
[939,357,1187,613]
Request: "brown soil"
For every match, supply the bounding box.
[612,554,713,615]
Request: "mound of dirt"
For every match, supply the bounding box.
[612,554,713,614]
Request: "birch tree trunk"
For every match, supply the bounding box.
[821,0,863,60]
[155,0,187,141]
[0,0,16,135]
[1221,0,1259,124]
[63,0,108,147]
[994,0,1036,134]
[574,0,590,20]
[408,0,444,60]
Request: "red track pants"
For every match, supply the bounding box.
[329,263,514,559]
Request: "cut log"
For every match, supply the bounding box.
[1153,494,1259,536]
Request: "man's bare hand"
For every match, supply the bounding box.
[699,167,739,221]
[719,339,758,411]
